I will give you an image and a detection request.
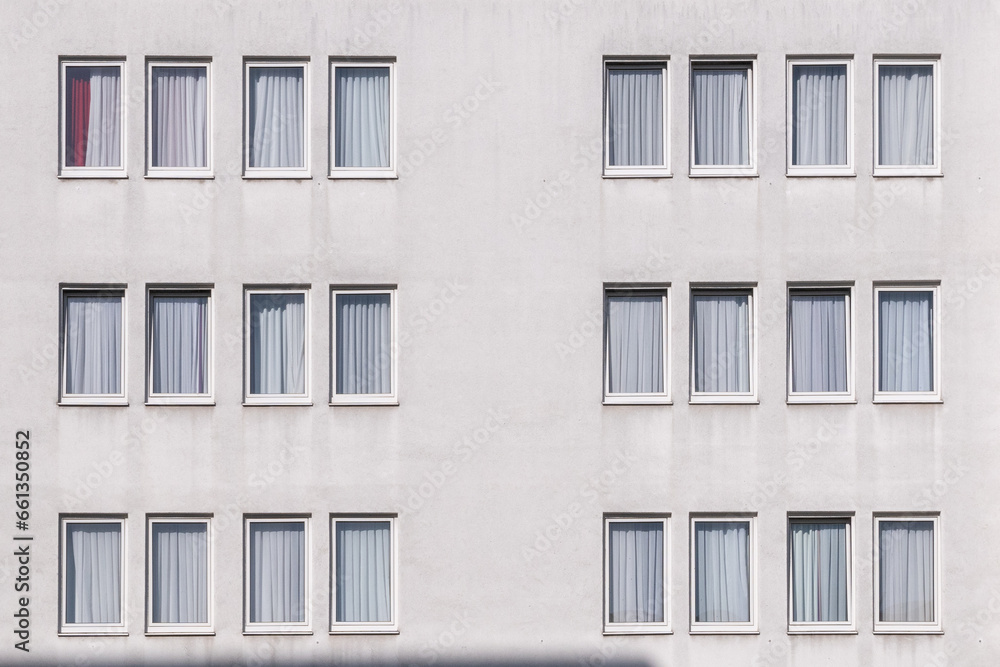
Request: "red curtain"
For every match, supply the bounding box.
[66,69,91,166]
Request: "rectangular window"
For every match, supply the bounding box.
[788,516,854,633]
[604,60,669,177]
[689,286,756,403]
[245,288,309,405]
[690,515,757,633]
[244,517,310,634]
[60,517,126,635]
[147,517,212,634]
[147,60,211,177]
[690,60,756,176]
[874,284,940,402]
[60,60,126,177]
[60,287,126,405]
[331,60,396,178]
[244,60,309,178]
[331,516,397,633]
[604,516,669,634]
[874,58,940,176]
[787,59,853,176]
[874,515,940,633]
[147,287,212,404]
[331,287,396,405]
[604,287,670,404]
[787,286,854,403]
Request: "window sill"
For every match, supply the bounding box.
[243,171,312,180]
[58,171,128,179]
[59,398,128,407]
[602,170,672,179]
[243,398,313,407]
[603,396,672,406]
[329,626,399,635]
[873,627,943,635]
[786,395,856,405]
[872,394,942,404]
[243,628,313,635]
[146,396,215,406]
[59,629,128,637]
[603,626,672,635]
[689,626,759,635]
[330,399,399,407]
[689,168,757,178]
[689,396,758,405]
[872,168,942,178]
[329,170,398,180]
[786,169,856,178]
[787,627,857,635]
[146,629,215,636]
[145,171,215,180]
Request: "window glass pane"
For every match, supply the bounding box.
[151,295,209,395]
[65,66,122,168]
[151,66,208,168]
[336,521,392,623]
[694,521,750,622]
[879,521,934,622]
[607,294,663,393]
[878,65,934,166]
[878,291,934,392]
[249,293,306,395]
[789,293,848,393]
[692,67,750,166]
[335,67,390,168]
[790,521,848,622]
[66,523,121,624]
[151,522,208,624]
[691,293,750,393]
[336,293,391,395]
[249,522,305,623]
[607,67,664,167]
[65,295,123,395]
[792,64,847,166]
[248,67,304,168]
[608,521,664,623]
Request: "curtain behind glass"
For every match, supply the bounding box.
[692,293,750,393]
[336,521,392,623]
[65,295,122,395]
[694,522,750,622]
[335,67,390,168]
[151,523,208,624]
[792,65,847,166]
[66,524,121,624]
[336,294,391,394]
[249,522,305,623]
[790,294,847,393]
[607,295,663,393]
[248,67,304,168]
[65,66,121,168]
[607,68,663,166]
[878,291,933,392]
[879,521,934,622]
[692,68,749,166]
[249,293,305,395]
[608,522,663,623]
[791,522,848,622]
[879,65,934,166]
[152,295,209,395]
[152,66,208,168]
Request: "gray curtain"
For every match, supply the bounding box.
[606,295,663,393]
[249,67,304,168]
[336,521,392,623]
[878,65,934,166]
[249,522,305,623]
[151,522,209,624]
[65,295,122,395]
[790,293,847,393]
[335,67,390,168]
[692,67,749,166]
[790,522,848,622]
[151,295,209,394]
[692,293,750,393]
[878,291,933,392]
[336,294,391,395]
[694,521,750,623]
[792,64,847,166]
[879,521,934,622]
[151,66,208,168]
[249,293,306,395]
[608,522,663,623]
[66,523,121,624]
[607,68,663,166]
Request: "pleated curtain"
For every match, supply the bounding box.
[151,523,208,624]
[66,523,121,624]
[65,66,121,167]
[249,294,305,395]
[64,295,122,395]
[694,521,750,623]
[792,65,847,166]
[336,294,391,394]
[151,66,208,168]
[336,521,392,623]
[879,65,934,166]
[249,522,305,623]
[879,521,935,622]
[151,295,209,395]
[692,68,749,166]
[878,291,934,392]
[607,68,663,166]
[692,294,750,393]
[248,67,304,168]
[789,294,848,393]
[335,67,390,168]
[790,522,848,622]
[608,522,664,623]
[606,295,663,393]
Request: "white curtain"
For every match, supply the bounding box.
[249,522,305,623]
[249,67,304,168]
[790,294,847,393]
[66,523,121,624]
[151,295,209,394]
[695,521,750,622]
[336,521,392,623]
[607,295,663,393]
[336,294,391,394]
[792,65,847,166]
[607,68,663,166]
[878,291,934,392]
[250,294,305,395]
[151,66,208,168]
[692,294,750,393]
[879,65,934,166]
[791,522,848,622]
[608,522,663,623]
[151,523,208,624]
[335,67,390,168]
[692,68,749,166]
[65,295,122,395]
[879,521,934,622]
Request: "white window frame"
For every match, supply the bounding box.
[146,516,214,636]
[689,285,758,404]
[243,59,311,179]
[146,59,213,179]
[786,58,855,177]
[60,516,127,636]
[689,59,757,177]
[787,514,856,634]
[59,59,127,178]
[603,285,671,405]
[786,284,856,404]
[873,514,942,634]
[243,516,312,635]
[330,515,399,634]
[244,286,311,406]
[330,286,398,406]
[146,285,214,405]
[329,59,397,179]
[59,285,128,406]
[872,283,941,403]
[603,515,671,635]
[603,58,670,178]
[689,514,758,634]
[873,57,941,177]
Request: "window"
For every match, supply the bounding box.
[244,288,309,405]
[690,515,757,633]
[244,517,310,634]
[874,515,940,633]
[331,516,397,633]
[331,60,396,178]
[787,286,854,403]
[604,516,669,634]
[787,58,853,176]
[60,60,125,177]
[690,59,756,176]
[244,60,309,178]
[604,60,669,177]
[60,516,126,635]
[147,517,212,634]
[147,60,211,177]
[873,284,940,402]
[604,287,670,404]
[331,287,396,405]
[147,287,213,404]
[788,516,854,633]
[874,58,940,176]
[689,286,756,403]
[60,287,126,405]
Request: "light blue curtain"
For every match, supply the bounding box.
[66,523,121,624]
[65,295,122,395]
[692,68,749,166]
[151,66,208,168]
[607,295,663,393]
[879,521,934,622]
[790,293,848,393]
[879,65,934,166]
[249,522,305,623]
[692,293,750,393]
[336,294,391,394]
[607,68,663,166]
[694,521,750,623]
[151,522,208,624]
[335,67,390,168]
[336,521,391,623]
[608,522,663,623]
[878,291,934,392]
[792,64,847,166]
[249,293,306,395]
[791,522,848,622]
[151,295,209,394]
[249,67,304,168]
